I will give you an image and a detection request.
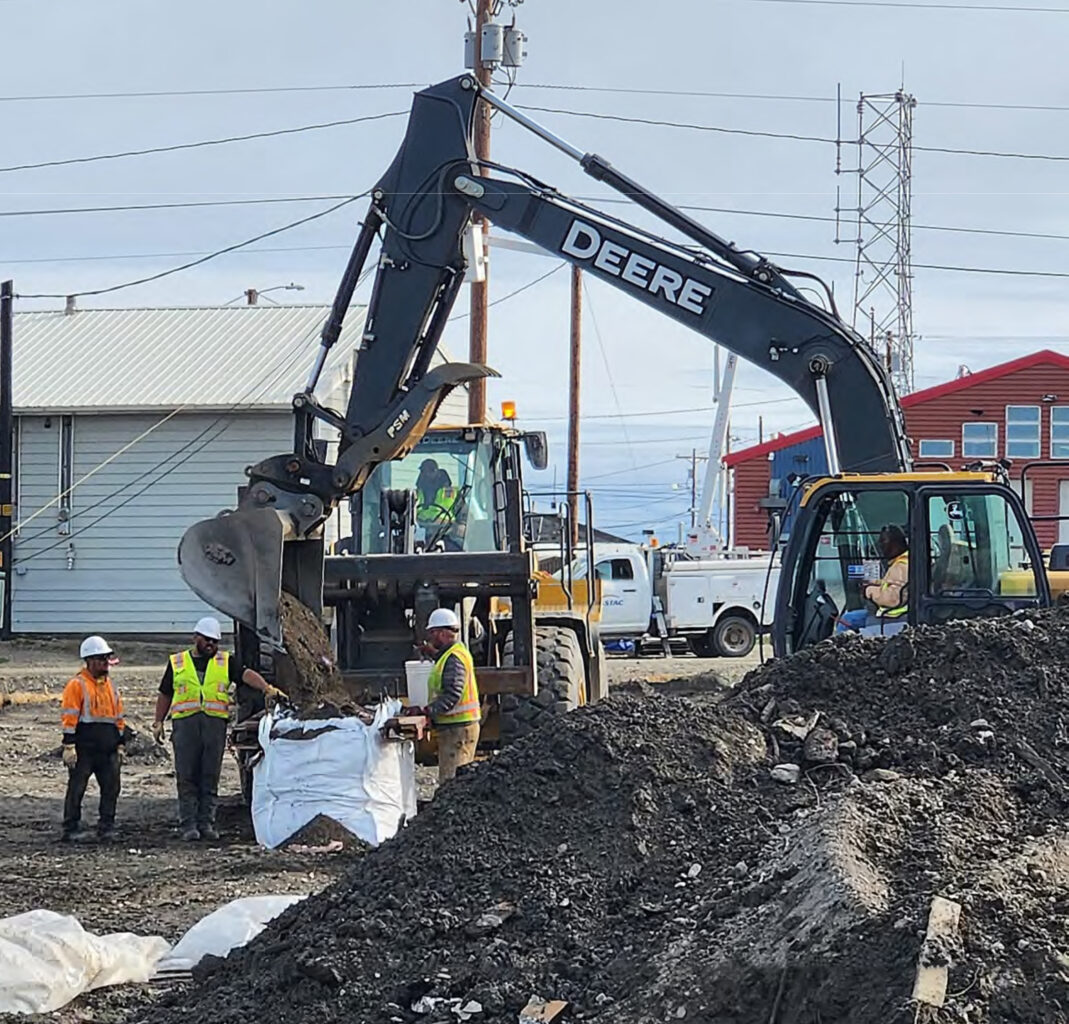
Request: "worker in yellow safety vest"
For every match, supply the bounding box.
[152,616,285,841]
[415,459,460,526]
[837,525,909,634]
[415,607,481,783]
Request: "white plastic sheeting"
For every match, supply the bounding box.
[156,895,306,973]
[251,700,418,850]
[0,910,169,1015]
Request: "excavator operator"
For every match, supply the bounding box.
[837,525,909,634]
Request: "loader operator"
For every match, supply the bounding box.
[837,525,909,634]
[416,458,461,528]
[416,608,481,783]
[152,616,285,841]
[60,636,126,843]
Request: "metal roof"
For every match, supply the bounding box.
[10,304,417,412]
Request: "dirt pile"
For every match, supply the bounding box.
[142,609,1069,1024]
[282,813,369,853]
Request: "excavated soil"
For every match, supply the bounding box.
[282,813,369,853]
[138,609,1069,1024]
[277,594,351,710]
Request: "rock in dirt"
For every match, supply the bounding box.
[133,608,1069,1024]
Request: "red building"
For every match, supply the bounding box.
[726,349,1069,550]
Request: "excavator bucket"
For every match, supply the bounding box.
[178,507,287,648]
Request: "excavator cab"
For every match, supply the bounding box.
[774,473,1049,656]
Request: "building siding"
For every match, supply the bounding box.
[733,460,772,551]
[12,412,292,634]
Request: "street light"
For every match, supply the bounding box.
[241,283,305,306]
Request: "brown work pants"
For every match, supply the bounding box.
[437,722,480,783]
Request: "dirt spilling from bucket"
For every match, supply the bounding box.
[141,608,1069,1024]
[276,594,351,711]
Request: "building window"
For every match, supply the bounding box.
[962,422,997,458]
[1052,407,1069,458]
[918,439,954,459]
[1005,405,1040,459]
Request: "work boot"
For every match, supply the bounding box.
[60,827,88,844]
[97,827,117,843]
[180,826,201,842]
[200,825,220,841]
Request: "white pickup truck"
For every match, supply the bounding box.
[566,543,779,658]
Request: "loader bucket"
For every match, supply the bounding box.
[178,507,286,648]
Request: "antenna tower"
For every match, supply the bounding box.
[836,89,918,395]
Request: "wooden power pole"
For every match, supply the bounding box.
[567,267,582,548]
[467,0,493,425]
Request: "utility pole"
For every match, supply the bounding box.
[677,449,709,530]
[0,281,13,639]
[467,0,493,425]
[567,267,582,548]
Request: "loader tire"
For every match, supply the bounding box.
[500,625,586,745]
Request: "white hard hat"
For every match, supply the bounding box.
[427,608,461,630]
[80,635,114,659]
[193,615,222,640]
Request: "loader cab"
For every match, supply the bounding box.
[352,426,526,555]
[773,474,1049,656]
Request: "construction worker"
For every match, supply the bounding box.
[153,616,285,841]
[418,608,481,783]
[416,459,460,527]
[60,636,125,843]
[838,525,910,633]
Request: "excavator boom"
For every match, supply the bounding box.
[178,74,912,647]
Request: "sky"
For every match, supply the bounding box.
[5,0,1069,539]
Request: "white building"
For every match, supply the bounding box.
[8,305,467,635]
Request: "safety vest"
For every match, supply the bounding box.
[417,485,460,525]
[60,669,125,734]
[427,642,481,726]
[169,650,231,720]
[875,553,909,618]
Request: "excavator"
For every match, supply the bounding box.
[178,73,1059,717]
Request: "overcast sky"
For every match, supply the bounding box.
[5,0,1069,537]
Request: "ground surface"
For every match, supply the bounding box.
[0,637,746,1018]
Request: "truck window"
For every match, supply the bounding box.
[595,558,635,581]
[926,493,1036,597]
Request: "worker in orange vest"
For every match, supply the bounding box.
[60,636,126,843]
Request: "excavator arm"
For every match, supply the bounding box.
[178,74,911,646]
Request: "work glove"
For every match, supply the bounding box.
[117,746,127,765]
[61,744,77,769]
[151,720,165,745]
[264,684,288,701]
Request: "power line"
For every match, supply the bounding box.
[734,0,1069,10]
[0,195,352,219]
[0,111,405,175]
[518,104,1069,163]
[447,263,568,323]
[0,83,424,103]
[6,78,1069,115]
[15,195,366,299]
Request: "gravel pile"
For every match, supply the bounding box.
[144,609,1069,1024]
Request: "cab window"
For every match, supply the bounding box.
[800,489,910,614]
[926,493,1036,597]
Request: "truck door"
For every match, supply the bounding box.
[594,555,650,634]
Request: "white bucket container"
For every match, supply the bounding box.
[404,660,433,707]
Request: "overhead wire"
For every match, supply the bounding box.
[0,111,406,175]
[15,194,367,299]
